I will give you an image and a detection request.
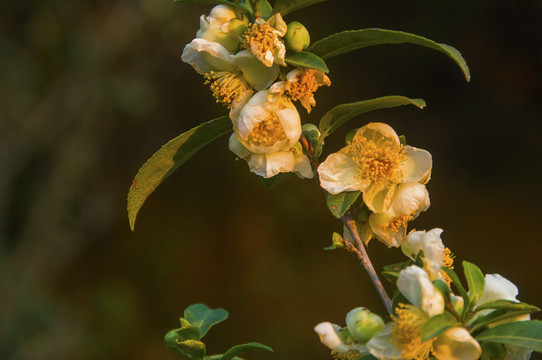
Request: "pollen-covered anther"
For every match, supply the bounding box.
[204,71,250,108]
[384,215,412,233]
[248,112,288,146]
[288,69,320,101]
[348,136,405,184]
[440,247,455,286]
[331,350,362,360]
[391,304,433,360]
[243,22,283,66]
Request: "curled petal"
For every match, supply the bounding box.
[363,182,396,213]
[401,230,426,259]
[292,152,313,179]
[228,133,251,159]
[399,145,433,184]
[479,274,520,305]
[432,327,482,360]
[366,324,402,360]
[357,123,401,150]
[369,212,406,248]
[314,322,351,353]
[231,50,279,90]
[247,151,295,178]
[181,38,236,74]
[397,266,444,317]
[318,152,370,194]
[389,182,430,216]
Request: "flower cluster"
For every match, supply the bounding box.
[315,228,536,360]
[181,5,330,178]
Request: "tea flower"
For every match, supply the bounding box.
[243,13,288,67]
[401,228,454,283]
[270,68,331,113]
[318,123,432,213]
[196,5,249,52]
[367,182,430,247]
[314,322,370,357]
[182,40,279,110]
[367,266,481,360]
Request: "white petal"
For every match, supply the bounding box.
[432,327,482,360]
[357,123,401,149]
[401,230,425,259]
[363,182,396,213]
[478,274,519,305]
[421,228,445,278]
[231,50,279,90]
[228,133,251,158]
[236,91,273,138]
[314,322,351,353]
[367,323,403,360]
[247,152,294,178]
[181,38,236,74]
[399,146,433,183]
[389,183,430,216]
[369,212,406,248]
[292,153,313,179]
[397,265,444,317]
[318,152,369,194]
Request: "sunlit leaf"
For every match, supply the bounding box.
[463,261,485,307]
[221,342,273,360]
[184,304,229,337]
[308,29,470,81]
[127,117,232,230]
[421,312,458,342]
[326,191,361,218]
[475,320,542,352]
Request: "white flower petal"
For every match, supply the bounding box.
[432,327,482,360]
[367,323,403,360]
[247,151,294,178]
[399,145,433,183]
[357,123,401,149]
[397,265,444,317]
[420,228,445,277]
[363,182,396,213]
[369,212,405,248]
[292,152,313,179]
[478,274,519,305]
[389,183,430,216]
[314,322,351,353]
[181,38,236,74]
[318,152,369,194]
[401,230,425,259]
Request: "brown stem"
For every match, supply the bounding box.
[341,216,393,315]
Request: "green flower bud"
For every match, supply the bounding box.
[284,21,310,52]
[164,330,181,350]
[345,307,385,344]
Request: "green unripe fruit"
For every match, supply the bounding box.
[284,21,310,52]
[345,307,385,344]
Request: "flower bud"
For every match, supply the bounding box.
[164,330,180,350]
[284,21,310,52]
[345,307,385,344]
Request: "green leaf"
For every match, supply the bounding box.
[271,0,326,16]
[177,339,207,360]
[470,309,538,333]
[421,312,458,342]
[173,0,253,17]
[441,267,470,320]
[221,342,273,360]
[127,117,232,230]
[261,172,295,188]
[432,279,452,304]
[184,304,229,337]
[284,51,329,73]
[359,355,379,360]
[480,342,507,360]
[463,261,485,306]
[254,0,272,19]
[314,96,425,155]
[307,29,470,81]
[382,260,413,285]
[326,191,361,218]
[324,232,345,250]
[381,271,399,285]
[475,320,542,352]
[475,300,541,314]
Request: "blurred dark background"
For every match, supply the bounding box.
[1,0,542,359]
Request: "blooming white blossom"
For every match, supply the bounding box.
[317,123,432,213]
[314,322,369,355]
[367,266,481,360]
[196,5,248,52]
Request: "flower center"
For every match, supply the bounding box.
[391,304,433,360]
[331,350,362,360]
[288,69,319,102]
[441,247,455,286]
[347,135,404,184]
[243,22,279,58]
[204,71,250,108]
[383,215,412,233]
[248,112,287,146]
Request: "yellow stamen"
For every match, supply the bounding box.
[204,71,250,108]
[248,112,287,146]
[243,22,280,58]
[347,135,405,184]
[391,304,433,360]
[383,215,412,233]
[288,69,319,101]
[331,350,362,360]
[440,247,455,286]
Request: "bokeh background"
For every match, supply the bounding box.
[2,0,542,359]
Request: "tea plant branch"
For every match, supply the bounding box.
[341,215,393,316]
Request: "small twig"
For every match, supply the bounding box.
[341,216,393,316]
